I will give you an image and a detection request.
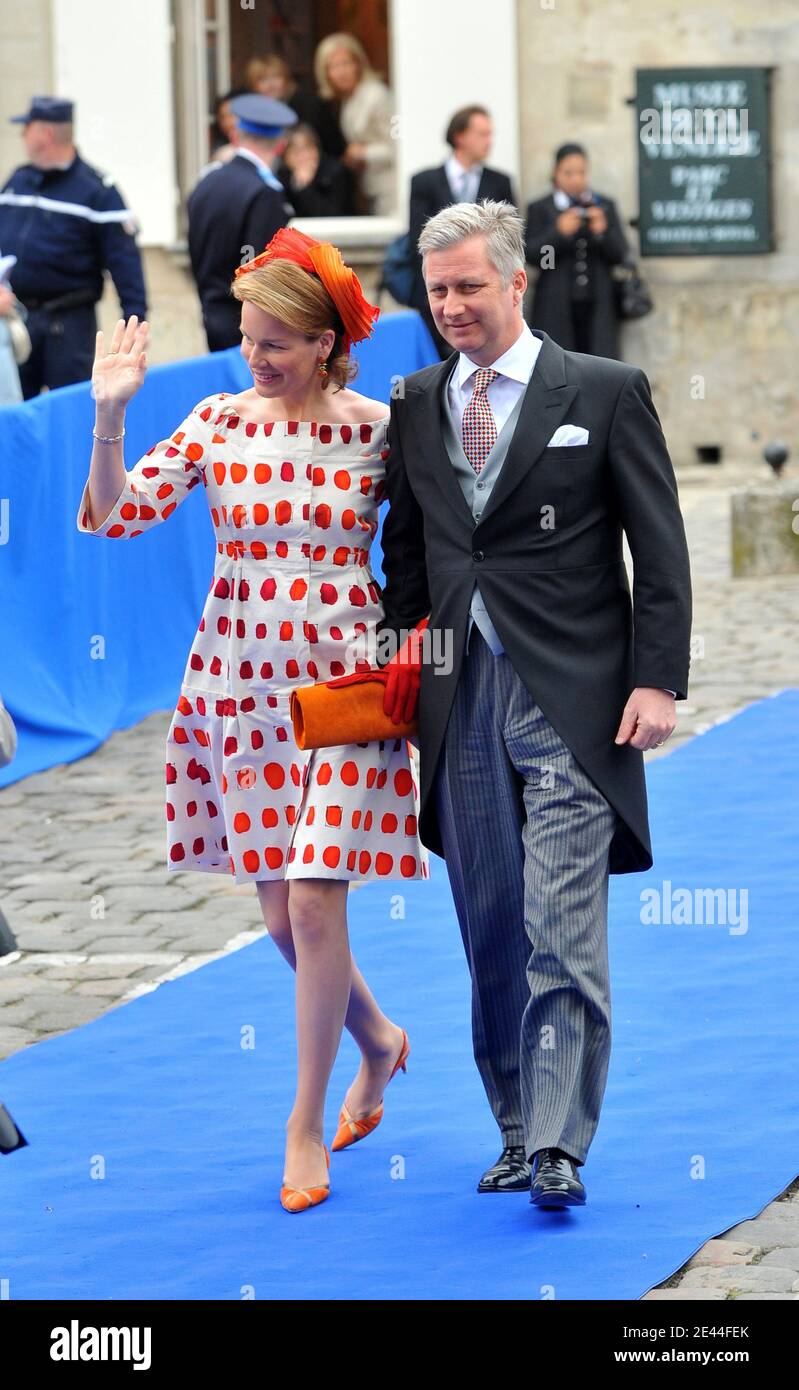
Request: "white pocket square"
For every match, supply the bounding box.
[547,424,589,447]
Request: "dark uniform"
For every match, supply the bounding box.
[187,94,297,353]
[0,97,147,398]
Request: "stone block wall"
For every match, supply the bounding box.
[516,0,799,468]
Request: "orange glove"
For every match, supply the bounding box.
[382,616,429,725]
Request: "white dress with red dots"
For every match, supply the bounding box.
[76,391,430,885]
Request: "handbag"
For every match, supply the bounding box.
[614,259,654,320]
[290,669,418,749]
[0,696,18,769]
[0,319,23,405]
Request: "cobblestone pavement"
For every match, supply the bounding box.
[1,461,797,1299]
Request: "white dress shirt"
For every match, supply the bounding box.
[445,153,482,203]
[448,321,541,435]
[551,187,596,210]
[447,323,677,696]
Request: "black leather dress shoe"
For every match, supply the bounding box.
[529,1148,586,1208]
[477,1145,532,1192]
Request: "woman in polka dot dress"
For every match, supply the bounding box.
[77,229,430,1210]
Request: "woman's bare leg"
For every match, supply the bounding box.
[256,881,407,1158]
[275,878,350,1189]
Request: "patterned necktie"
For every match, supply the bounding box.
[461,367,499,475]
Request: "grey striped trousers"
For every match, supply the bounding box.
[433,624,619,1166]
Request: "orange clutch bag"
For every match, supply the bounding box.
[289,670,418,749]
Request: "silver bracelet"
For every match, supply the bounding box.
[93,427,126,443]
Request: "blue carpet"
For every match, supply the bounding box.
[2,689,797,1300]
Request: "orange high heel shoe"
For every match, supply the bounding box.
[280,1142,331,1213]
[331,1028,410,1152]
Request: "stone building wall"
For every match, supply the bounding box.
[0,0,53,182]
[516,0,799,467]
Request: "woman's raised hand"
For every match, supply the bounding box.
[92,315,150,408]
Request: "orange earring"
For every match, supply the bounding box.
[318,357,329,381]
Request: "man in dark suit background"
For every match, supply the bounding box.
[408,107,515,358]
[187,94,296,352]
[376,199,691,1209]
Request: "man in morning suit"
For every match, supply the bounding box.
[408,107,515,358]
[376,200,691,1210]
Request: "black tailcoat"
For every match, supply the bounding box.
[375,330,692,874]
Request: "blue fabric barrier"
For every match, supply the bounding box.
[0,310,438,787]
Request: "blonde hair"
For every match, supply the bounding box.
[246,53,293,88]
[314,32,375,100]
[230,259,357,392]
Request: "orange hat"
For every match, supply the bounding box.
[233,226,380,353]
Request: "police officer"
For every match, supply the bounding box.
[0,96,147,398]
[187,94,297,352]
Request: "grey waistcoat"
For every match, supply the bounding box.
[440,364,528,655]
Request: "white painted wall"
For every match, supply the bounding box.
[389,0,520,210]
[45,0,519,246]
[51,0,176,245]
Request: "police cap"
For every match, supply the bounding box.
[10,95,74,124]
[229,93,297,139]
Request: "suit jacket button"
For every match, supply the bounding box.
[472,549,485,562]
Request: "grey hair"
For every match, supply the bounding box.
[417,199,525,288]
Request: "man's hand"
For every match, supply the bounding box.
[382,617,429,725]
[615,687,676,751]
